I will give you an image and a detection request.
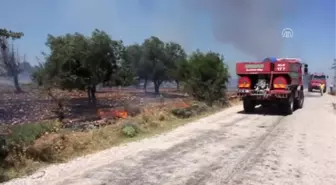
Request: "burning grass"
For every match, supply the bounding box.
[0,99,232,182]
[0,86,240,182]
[1,85,175,125]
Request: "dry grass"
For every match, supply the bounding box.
[0,96,240,182]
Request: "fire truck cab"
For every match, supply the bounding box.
[308,73,328,93]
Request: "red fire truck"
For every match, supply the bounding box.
[236,57,308,115]
[308,73,328,93]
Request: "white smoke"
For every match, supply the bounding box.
[61,0,301,60]
[181,0,299,60]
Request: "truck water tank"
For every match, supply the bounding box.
[263,57,277,63]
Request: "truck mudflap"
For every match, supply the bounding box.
[237,89,291,99]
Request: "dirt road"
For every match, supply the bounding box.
[5,92,336,185]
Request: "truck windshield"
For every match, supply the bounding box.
[312,75,326,80]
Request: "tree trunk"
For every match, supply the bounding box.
[47,88,64,121]
[143,78,148,93]
[87,88,91,102]
[87,85,97,105]
[154,81,161,94]
[175,80,180,91]
[13,74,22,93]
[91,85,96,104]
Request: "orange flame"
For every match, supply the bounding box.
[174,102,189,108]
[113,110,128,119]
[97,109,128,119]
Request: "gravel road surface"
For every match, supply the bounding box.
[4,92,336,185]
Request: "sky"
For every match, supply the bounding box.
[1,0,335,82]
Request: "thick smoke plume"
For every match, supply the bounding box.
[183,0,296,60]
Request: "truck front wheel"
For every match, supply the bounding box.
[243,98,255,113]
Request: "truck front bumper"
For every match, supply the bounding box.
[310,85,325,90]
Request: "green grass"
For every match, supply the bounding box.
[6,121,61,144]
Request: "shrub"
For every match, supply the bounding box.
[0,121,61,165]
[188,102,208,114]
[25,133,70,162]
[171,102,210,118]
[7,121,61,145]
[0,136,9,161]
[121,122,139,137]
[181,51,230,106]
[158,112,166,121]
[123,103,141,117]
[171,108,193,118]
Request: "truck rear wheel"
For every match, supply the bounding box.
[243,98,255,113]
[294,90,304,109]
[282,95,294,115]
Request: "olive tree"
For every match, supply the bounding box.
[0,29,24,92]
[182,50,231,105]
[33,29,120,104]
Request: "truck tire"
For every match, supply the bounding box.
[243,98,255,113]
[282,95,294,115]
[294,90,304,109]
[308,88,312,92]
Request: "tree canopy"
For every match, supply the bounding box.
[37,29,121,103]
[183,51,231,105]
[32,29,231,105]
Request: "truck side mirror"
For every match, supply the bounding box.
[304,64,308,74]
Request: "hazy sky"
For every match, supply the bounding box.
[1,0,335,79]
